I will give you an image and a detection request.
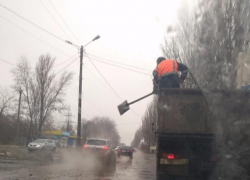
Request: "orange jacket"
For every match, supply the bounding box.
[154,59,178,78]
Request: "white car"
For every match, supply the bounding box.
[28,139,56,152]
[83,138,116,171]
[150,145,156,153]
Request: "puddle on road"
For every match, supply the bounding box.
[0,151,156,180]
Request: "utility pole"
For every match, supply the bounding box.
[77,46,83,146]
[73,35,100,147]
[16,88,22,145]
[83,123,87,145]
[64,108,74,132]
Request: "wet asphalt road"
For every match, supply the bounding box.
[0,150,156,180]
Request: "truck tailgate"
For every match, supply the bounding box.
[157,133,218,177]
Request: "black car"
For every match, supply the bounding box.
[83,138,116,170]
[116,146,134,159]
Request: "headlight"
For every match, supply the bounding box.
[36,145,41,147]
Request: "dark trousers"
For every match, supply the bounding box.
[159,74,180,88]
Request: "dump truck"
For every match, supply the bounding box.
[118,86,250,179]
[155,88,250,180]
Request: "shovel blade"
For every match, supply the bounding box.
[118,100,130,115]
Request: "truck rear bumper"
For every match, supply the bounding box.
[158,162,217,178]
[158,165,189,176]
[160,158,188,165]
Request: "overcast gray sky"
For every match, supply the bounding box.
[0,0,180,144]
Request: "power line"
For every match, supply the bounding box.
[39,0,71,40]
[85,55,151,76]
[48,0,81,44]
[0,3,65,43]
[83,98,104,116]
[85,54,142,118]
[131,109,143,117]
[84,65,110,89]
[85,54,149,118]
[54,54,78,67]
[55,57,78,75]
[84,65,142,119]
[84,64,124,108]
[0,3,142,118]
[85,54,123,100]
[88,54,150,72]
[0,15,71,57]
[70,106,91,121]
[63,107,75,132]
[0,58,16,66]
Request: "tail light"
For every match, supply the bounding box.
[127,150,131,152]
[167,154,175,159]
[162,153,175,159]
[210,157,218,162]
[83,145,88,149]
[102,146,109,150]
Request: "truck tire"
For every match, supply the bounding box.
[129,154,133,159]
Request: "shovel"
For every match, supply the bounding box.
[117,92,154,115]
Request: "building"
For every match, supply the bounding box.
[68,136,77,148]
[41,130,70,147]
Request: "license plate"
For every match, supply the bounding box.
[160,158,188,165]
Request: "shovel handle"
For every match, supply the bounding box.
[128,92,154,106]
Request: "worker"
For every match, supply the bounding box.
[153,57,188,93]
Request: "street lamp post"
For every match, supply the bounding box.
[76,35,100,147]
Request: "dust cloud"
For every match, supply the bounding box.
[25,149,111,179]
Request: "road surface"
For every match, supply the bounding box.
[0,149,156,180]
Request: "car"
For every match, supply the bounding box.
[150,145,156,153]
[115,146,120,151]
[118,143,125,146]
[28,139,57,152]
[116,146,134,159]
[82,138,116,170]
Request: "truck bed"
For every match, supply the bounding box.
[157,89,216,134]
[156,89,250,179]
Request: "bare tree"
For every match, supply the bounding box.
[0,86,14,117]
[131,128,142,148]
[36,54,73,136]
[0,115,16,144]
[43,117,56,131]
[141,96,158,148]
[159,1,250,179]
[60,123,76,135]
[85,116,120,147]
[12,57,39,142]
[12,54,73,141]
[161,35,198,89]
